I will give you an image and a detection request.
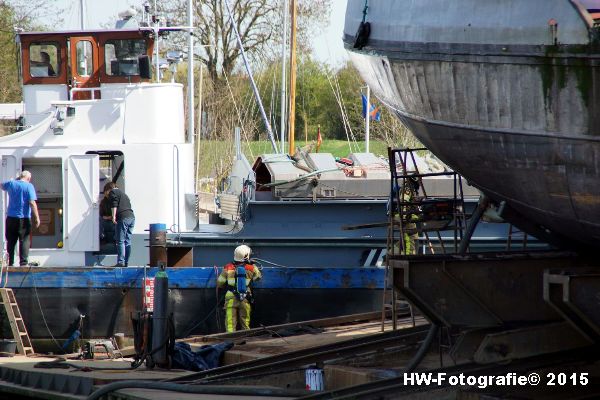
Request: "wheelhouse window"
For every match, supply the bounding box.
[29,43,59,77]
[76,40,93,76]
[104,39,146,76]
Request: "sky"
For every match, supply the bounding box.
[55,0,349,66]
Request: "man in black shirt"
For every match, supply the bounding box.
[105,182,135,267]
[99,184,115,246]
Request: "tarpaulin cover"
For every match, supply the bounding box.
[171,341,234,371]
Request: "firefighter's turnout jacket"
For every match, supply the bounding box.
[217,262,262,332]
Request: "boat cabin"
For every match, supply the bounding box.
[0,26,195,267]
[19,29,154,126]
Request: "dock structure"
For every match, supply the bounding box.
[0,305,597,399]
[0,312,425,399]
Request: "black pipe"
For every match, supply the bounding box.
[400,323,438,373]
[85,381,307,400]
[151,265,169,367]
[458,194,489,255]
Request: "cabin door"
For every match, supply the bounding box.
[0,156,17,258]
[67,155,99,252]
[69,36,100,100]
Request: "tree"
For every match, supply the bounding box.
[255,55,419,150]
[0,0,65,103]
[0,2,19,104]
[4,0,64,29]
[162,0,331,81]
[334,62,420,149]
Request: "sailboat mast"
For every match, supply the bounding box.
[288,0,297,155]
[280,0,288,154]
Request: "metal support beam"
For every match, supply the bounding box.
[391,252,585,328]
[458,194,489,255]
[472,322,590,364]
[545,271,600,342]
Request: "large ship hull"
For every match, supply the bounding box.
[344,0,600,248]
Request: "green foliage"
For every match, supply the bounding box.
[254,54,419,148]
[0,3,20,104]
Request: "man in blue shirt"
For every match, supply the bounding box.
[2,171,40,266]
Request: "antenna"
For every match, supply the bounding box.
[79,0,86,30]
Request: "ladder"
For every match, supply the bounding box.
[0,289,34,355]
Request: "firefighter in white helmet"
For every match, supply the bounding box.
[217,245,262,332]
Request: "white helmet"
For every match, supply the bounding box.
[234,245,252,262]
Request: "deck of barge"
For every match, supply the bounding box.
[0,312,425,400]
[1,304,598,400]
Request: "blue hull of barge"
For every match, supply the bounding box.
[5,266,385,340]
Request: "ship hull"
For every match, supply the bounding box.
[6,266,384,340]
[396,112,600,245]
[344,4,600,247]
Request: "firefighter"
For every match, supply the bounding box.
[217,245,262,332]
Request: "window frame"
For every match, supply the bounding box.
[21,36,67,85]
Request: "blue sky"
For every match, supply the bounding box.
[55,0,349,66]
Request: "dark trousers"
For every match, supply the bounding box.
[6,217,31,266]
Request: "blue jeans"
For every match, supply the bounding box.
[115,217,135,265]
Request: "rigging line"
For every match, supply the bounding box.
[223,69,255,160]
[334,73,360,152]
[181,300,220,338]
[325,71,354,153]
[31,273,63,352]
[254,63,278,154]
[239,75,254,124]
[269,62,280,146]
[249,67,276,156]
[223,0,278,153]
[240,65,267,151]
[249,61,280,155]
[238,68,263,143]
[251,257,294,269]
[332,72,357,151]
[326,70,352,150]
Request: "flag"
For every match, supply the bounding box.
[316,125,322,152]
[361,94,381,121]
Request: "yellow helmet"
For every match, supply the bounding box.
[234,245,252,262]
